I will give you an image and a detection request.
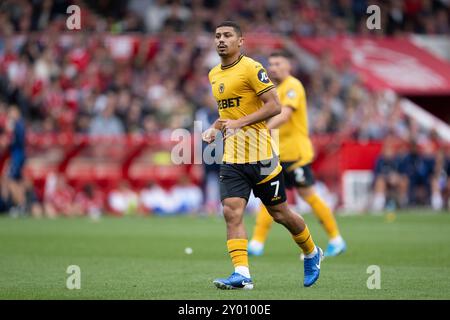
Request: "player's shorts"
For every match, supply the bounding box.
[8,157,25,181]
[281,162,315,189]
[219,158,287,206]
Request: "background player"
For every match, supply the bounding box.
[4,106,27,216]
[248,51,346,258]
[202,21,323,289]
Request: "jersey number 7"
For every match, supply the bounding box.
[270,180,280,197]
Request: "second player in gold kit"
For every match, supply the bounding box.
[274,75,313,166]
[248,51,347,258]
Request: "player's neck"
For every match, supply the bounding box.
[278,74,290,84]
[221,52,242,68]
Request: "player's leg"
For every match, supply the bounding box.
[254,172,322,287]
[248,163,295,256]
[213,164,254,290]
[297,185,346,257]
[223,197,251,274]
[222,197,247,238]
[289,163,345,257]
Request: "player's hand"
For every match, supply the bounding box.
[202,127,219,144]
[218,119,243,140]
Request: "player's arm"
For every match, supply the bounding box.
[219,88,281,131]
[266,105,294,129]
[268,84,303,129]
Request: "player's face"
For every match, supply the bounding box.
[268,56,291,82]
[215,26,242,57]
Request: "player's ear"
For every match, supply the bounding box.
[238,37,244,47]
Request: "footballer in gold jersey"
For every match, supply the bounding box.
[248,51,347,258]
[202,21,323,290]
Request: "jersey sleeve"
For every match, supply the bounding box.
[283,81,305,110]
[247,63,275,96]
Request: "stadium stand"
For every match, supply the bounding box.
[1,0,450,216]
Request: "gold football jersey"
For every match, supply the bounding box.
[276,75,314,166]
[209,55,277,164]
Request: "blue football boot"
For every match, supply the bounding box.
[303,246,323,287]
[324,239,347,257]
[213,272,254,290]
[248,240,264,256]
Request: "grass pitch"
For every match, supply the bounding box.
[1,211,449,299]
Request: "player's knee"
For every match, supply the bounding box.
[268,207,287,225]
[272,214,286,225]
[222,204,243,225]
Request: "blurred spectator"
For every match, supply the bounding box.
[144,0,170,33]
[43,172,76,217]
[398,141,436,207]
[171,175,203,214]
[386,0,406,35]
[431,149,446,211]
[24,177,43,218]
[140,181,172,214]
[73,183,104,219]
[372,140,407,212]
[89,98,124,136]
[0,174,11,214]
[108,180,139,215]
[445,150,450,210]
[139,177,203,215]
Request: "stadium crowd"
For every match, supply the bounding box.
[2,0,449,36]
[1,0,450,216]
[1,0,449,137]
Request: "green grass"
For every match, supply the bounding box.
[1,211,450,299]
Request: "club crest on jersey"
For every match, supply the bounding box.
[287,89,296,98]
[258,69,270,84]
[219,83,225,93]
